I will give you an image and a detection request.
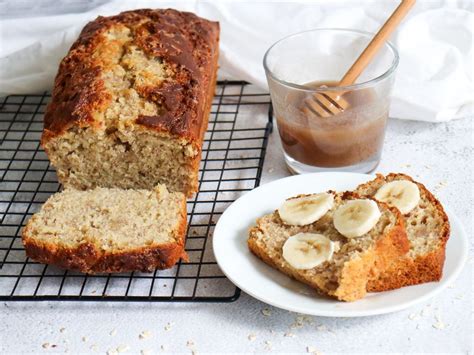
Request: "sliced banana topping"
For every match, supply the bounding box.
[282,233,336,270]
[374,180,420,215]
[333,199,381,238]
[278,193,334,226]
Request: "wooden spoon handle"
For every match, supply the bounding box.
[339,0,416,86]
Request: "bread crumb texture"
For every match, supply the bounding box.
[22,185,187,273]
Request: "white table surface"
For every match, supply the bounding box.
[1,103,472,353]
[0,2,472,353]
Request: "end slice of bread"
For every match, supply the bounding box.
[355,173,450,291]
[248,192,408,302]
[22,185,187,274]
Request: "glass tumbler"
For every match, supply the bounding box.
[264,29,399,174]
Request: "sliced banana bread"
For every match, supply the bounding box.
[22,185,187,273]
[248,192,408,302]
[356,173,450,291]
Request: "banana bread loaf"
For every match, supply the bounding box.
[22,185,187,273]
[42,9,219,196]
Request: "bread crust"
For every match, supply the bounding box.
[22,194,188,274]
[42,8,219,144]
[357,173,450,291]
[248,191,408,302]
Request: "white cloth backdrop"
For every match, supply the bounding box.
[0,0,472,122]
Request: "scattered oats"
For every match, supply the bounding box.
[90,344,98,351]
[264,340,272,349]
[300,315,313,323]
[141,350,151,355]
[408,313,418,320]
[186,340,195,347]
[290,314,313,329]
[42,343,51,349]
[448,284,455,289]
[82,336,88,342]
[139,330,152,340]
[433,321,446,330]
[424,165,431,170]
[416,324,421,330]
[261,308,272,316]
[116,344,130,353]
[316,324,327,331]
[110,329,117,336]
[248,334,256,341]
[433,312,446,329]
[455,294,464,300]
[295,317,304,326]
[160,345,167,351]
[91,289,97,294]
[284,332,295,337]
[59,327,66,333]
[270,330,275,334]
[107,350,118,355]
[164,322,173,331]
[267,168,274,173]
[306,345,318,353]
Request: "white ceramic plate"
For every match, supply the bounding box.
[213,172,468,317]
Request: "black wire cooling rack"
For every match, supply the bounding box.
[0,80,273,302]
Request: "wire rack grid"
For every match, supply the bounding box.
[0,80,273,302]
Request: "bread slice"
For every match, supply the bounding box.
[355,173,450,291]
[22,185,187,273]
[248,192,408,302]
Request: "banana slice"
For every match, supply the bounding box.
[282,233,336,269]
[278,193,334,226]
[374,180,420,214]
[333,199,381,238]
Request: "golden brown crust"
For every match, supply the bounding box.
[185,38,219,194]
[247,192,409,302]
[42,8,219,149]
[22,195,188,274]
[357,173,450,291]
[367,248,446,292]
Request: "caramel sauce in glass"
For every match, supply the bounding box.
[276,81,388,168]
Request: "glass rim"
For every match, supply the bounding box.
[263,28,399,92]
